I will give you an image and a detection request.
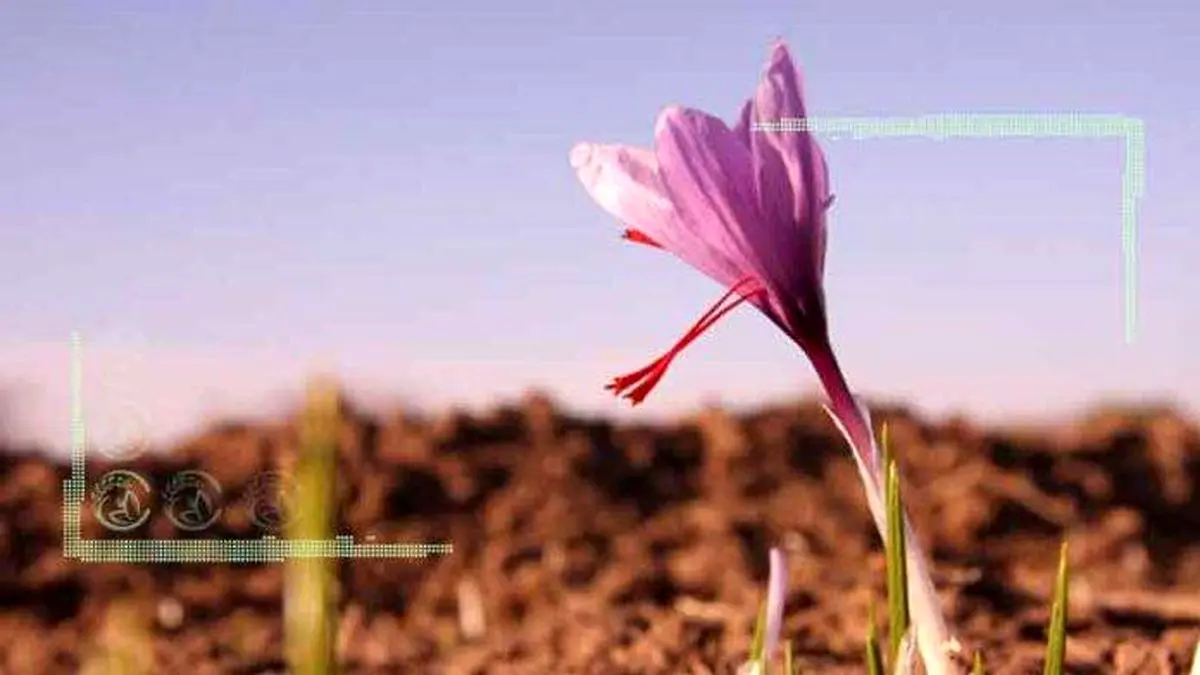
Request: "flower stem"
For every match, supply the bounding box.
[805,340,956,675]
[805,341,876,470]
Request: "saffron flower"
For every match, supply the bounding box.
[570,40,957,673]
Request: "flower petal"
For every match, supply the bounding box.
[653,106,785,283]
[749,41,831,225]
[746,118,797,254]
[732,99,753,149]
[569,142,675,240]
[656,106,822,318]
[569,141,744,288]
[744,41,833,288]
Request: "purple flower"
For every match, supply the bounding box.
[570,40,873,468]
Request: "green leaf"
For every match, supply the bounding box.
[865,598,884,675]
[1043,540,1070,675]
[884,433,909,674]
[750,599,768,673]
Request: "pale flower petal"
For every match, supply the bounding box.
[570,141,745,288]
[569,142,676,239]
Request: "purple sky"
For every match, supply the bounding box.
[2,1,1196,455]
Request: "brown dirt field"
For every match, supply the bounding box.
[0,394,1197,674]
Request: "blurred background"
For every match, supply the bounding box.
[2,2,1199,673]
[1,0,1197,457]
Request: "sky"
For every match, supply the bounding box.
[1,0,1197,455]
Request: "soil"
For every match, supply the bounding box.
[0,394,1197,674]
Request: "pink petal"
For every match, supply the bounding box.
[744,41,832,286]
[569,141,744,288]
[655,106,815,310]
[732,99,753,149]
[569,142,676,240]
[734,97,800,270]
[749,41,832,225]
[653,107,785,282]
[746,118,797,253]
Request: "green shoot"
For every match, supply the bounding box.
[865,598,884,675]
[1042,541,1070,675]
[285,378,342,675]
[749,599,768,674]
[783,639,795,675]
[883,425,909,674]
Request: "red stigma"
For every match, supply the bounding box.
[607,276,765,405]
[621,228,664,249]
